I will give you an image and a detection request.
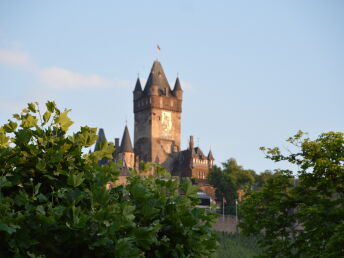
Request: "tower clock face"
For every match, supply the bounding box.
[161,111,172,137]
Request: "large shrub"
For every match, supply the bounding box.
[239,131,344,257]
[0,102,217,257]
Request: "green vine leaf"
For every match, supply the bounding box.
[55,110,73,132]
[3,120,18,133]
[43,111,51,125]
[21,114,38,128]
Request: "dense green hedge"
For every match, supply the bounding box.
[0,102,217,257]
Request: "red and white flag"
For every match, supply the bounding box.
[157,44,161,51]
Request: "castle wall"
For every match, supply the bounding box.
[151,107,181,169]
[134,109,152,162]
[133,95,182,171]
[118,152,135,168]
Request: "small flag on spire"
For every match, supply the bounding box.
[157,44,161,51]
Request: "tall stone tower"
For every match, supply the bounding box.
[133,61,183,169]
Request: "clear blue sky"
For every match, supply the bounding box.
[1,0,343,172]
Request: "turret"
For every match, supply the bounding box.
[119,126,135,168]
[173,77,183,100]
[133,78,142,100]
[208,150,214,168]
[120,126,134,153]
[94,128,107,152]
[94,128,109,166]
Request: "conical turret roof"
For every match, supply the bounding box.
[173,77,182,91]
[134,78,142,92]
[94,128,107,152]
[143,61,171,95]
[120,126,134,153]
[208,150,214,160]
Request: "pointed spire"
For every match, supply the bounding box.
[94,128,107,152]
[120,125,134,153]
[208,150,214,160]
[173,77,182,92]
[134,77,142,92]
[143,60,171,95]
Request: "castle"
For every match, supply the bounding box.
[95,60,214,192]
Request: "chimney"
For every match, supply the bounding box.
[189,135,194,150]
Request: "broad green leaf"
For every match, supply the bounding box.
[12,113,20,120]
[61,143,72,151]
[15,129,32,145]
[67,173,85,187]
[55,109,73,132]
[36,159,46,172]
[0,176,12,188]
[3,120,18,133]
[34,183,42,196]
[43,111,51,124]
[66,189,84,203]
[46,101,56,112]
[181,180,198,198]
[0,132,10,147]
[36,205,45,215]
[27,103,36,113]
[21,114,38,128]
[74,126,98,147]
[0,223,20,235]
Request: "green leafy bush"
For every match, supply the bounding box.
[0,102,217,257]
[239,131,344,257]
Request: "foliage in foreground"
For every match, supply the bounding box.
[239,131,344,257]
[216,231,261,258]
[0,102,217,257]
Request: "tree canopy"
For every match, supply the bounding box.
[0,102,217,257]
[239,131,344,257]
[208,158,256,214]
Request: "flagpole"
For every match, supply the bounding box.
[156,44,160,61]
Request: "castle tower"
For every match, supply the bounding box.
[208,150,214,168]
[94,128,107,152]
[133,61,183,169]
[119,125,135,168]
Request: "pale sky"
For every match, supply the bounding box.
[1,0,343,173]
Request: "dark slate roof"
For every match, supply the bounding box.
[120,126,134,153]
[173,77,182,92]
[193,147,205,158]
[134,78,142,92]
[208,150,214,160]
[171,149,193,176]
[94,128,107,152]
[143,61,171,95]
